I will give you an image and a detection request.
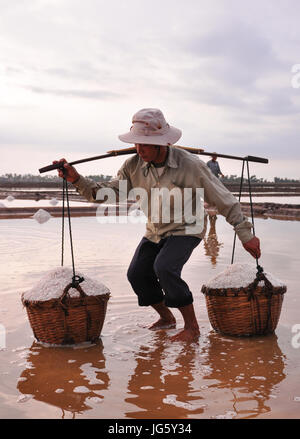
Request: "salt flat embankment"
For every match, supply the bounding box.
[1,183,300,220]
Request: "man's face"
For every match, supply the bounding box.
[212,155,217,161]
[135,144,159,162]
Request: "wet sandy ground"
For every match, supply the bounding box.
[0,215,300,419]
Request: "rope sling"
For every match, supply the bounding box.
[230,159,275,334]
[21,167,110,345]
[61,168,84,288]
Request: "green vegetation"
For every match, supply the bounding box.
[222,175,300,184]
[0,173,112,183]
[273,177,300,183]
[0,174,299,184]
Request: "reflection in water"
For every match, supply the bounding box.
[17,341,109,418]
[124,330,286,419]
[203,215,223,266]
[1,216,296,419]
[125,333,205,419]
[202,332,286,418]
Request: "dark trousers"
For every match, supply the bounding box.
[127,235,201,308]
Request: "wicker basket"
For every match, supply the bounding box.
[201,271,286,336]
[22,282,110,345]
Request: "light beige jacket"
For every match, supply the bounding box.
[73,146,253,244]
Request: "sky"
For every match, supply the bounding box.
[1,0,300,180]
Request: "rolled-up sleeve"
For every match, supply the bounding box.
[197,162,254,243]
[73,159,133,203]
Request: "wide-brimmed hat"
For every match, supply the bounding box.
[118,108,182,146]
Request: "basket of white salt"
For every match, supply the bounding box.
[21,267,110,345]
[201,263,286,336]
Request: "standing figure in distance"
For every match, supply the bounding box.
[207,153,225,179]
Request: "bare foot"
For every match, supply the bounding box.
[169,328,200,342]
[148,317,176,331]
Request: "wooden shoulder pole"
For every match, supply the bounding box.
[39,144,268,174]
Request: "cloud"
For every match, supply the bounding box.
[152,19,300,118]
[180,21,280,77]
[1,0,300,177]
[176,82,300,116]
[21,85,122,100]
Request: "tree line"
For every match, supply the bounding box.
[0,173,113,183]
[0,173,299,184]
[218,175,299,183]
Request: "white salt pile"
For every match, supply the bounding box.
[129,208,142,216]
[22,267,110,302]
[205,263,285,289]
[5,195,15,202]
[49,198,59,206]
[32,209,52,224]
[0,202,5,208]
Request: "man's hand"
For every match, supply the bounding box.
[243,236,261,259]
[52,158,80,184]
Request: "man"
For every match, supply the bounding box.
[207,153,225,179]
[54,108,260,342]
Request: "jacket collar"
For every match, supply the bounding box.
[140,146,179,169]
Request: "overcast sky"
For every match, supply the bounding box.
[1,0,300,179]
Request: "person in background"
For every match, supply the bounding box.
[207,153,225,179]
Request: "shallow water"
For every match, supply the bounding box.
[238,195,300,204]
[0,199,89,208]
[1,188,67,192]
[0,215,299,419]
[2,196,300,208]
